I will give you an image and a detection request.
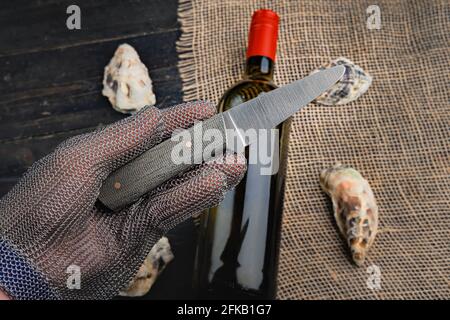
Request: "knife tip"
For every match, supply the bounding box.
[332,64,346,81]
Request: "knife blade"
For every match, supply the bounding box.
[98,65,345,210]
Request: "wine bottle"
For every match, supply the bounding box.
[195,9,290,299]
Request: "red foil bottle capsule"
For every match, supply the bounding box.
[246,9,279,61]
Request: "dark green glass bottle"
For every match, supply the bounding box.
[195,9,290,299]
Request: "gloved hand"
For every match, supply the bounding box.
[0,101,246,300]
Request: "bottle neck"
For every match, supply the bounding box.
[243,56,274,81]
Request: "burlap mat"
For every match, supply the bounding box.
[177,0,450,299]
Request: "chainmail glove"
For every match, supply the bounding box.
[0,101,246,300]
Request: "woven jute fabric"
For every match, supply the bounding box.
[177,0,450,299]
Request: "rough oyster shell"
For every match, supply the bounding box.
[119,237,174,297]
[102,44,156,114]
[312,57,372,105]
[320,164,378,266]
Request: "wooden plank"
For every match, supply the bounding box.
[0,31,182,142]
[0,33,183,193]
[0,0,184,196]
[1,0,179,56]
[0,177,20,197]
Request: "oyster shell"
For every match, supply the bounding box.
[119,237,174,297]
[320,164,378,266]
[102,44,156,114]
[312,57,372,105]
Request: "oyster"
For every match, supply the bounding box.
[102,44,156,114]
[119,237,174,297]
[312,57,372,105]
[320,164,378,266]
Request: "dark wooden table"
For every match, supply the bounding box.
[0,0,196,299]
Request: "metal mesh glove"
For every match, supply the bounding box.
[0,101,246,300]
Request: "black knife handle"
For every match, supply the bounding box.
[98,114,226,211]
